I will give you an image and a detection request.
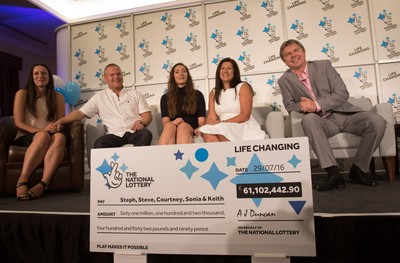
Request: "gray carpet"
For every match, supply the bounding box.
[1,173,399,215]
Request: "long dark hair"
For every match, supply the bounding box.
[25,63,57,121]
[214,57,253,104]
[166,63,197,118]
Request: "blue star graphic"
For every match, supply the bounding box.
[96,159,111,175]
[138,42,144,49]
[230,154,283,207]
[227,157,236,167]
[174,150,184,160]
[263,27,270,33]
[120,163,128,172]
[111,153,119,162]
[290,23,298,30]
[180,160,199,179]
[210,32,217,39]
[288,155,301,168]
[378,13,385,20]
[201,162,229,190]
[353,72,361,78]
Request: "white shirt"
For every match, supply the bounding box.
[79,87,150,137]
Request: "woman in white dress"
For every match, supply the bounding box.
[200,58,265,142]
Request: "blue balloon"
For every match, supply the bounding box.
[64,82,81,105]
[55,87,67,102]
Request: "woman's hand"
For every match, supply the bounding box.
[172,117,184,126]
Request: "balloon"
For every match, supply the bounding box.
[53,75,65,88]
[64,81,81,105]
[55,87,67,102]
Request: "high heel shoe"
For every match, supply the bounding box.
[28,181,48,199]
[16,182,31,201]
[314,173,345,191]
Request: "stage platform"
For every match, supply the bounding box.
[1,172,400,263]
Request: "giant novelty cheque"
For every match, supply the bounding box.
[90,137,316,257]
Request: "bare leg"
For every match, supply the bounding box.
[16,132,51,199]
[202,133,229,142]
[159,122,178,145]
[29,132,66,198]
[176,123,194,144]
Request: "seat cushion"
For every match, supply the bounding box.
[327,133,361,149]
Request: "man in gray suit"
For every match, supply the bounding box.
[278,39,386,191]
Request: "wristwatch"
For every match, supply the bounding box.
[140,121,147,127]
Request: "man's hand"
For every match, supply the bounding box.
[300,97,317,113]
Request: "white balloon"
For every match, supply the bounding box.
[53,75,65,88]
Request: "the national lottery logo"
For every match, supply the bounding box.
[95,46,108,64]
[95,23,108,41]
[161,12,175,31]
[235,2,251,21]
[116,43,130,61]
[161,36,176,55]
[74,48,87,66]
[321,43,340,63]
[380,37,400,59]
[74,71,87,88]
[261,0,278,18]
[185,33,201,52]
[263,23,280,43]
[377,10,398,32]
[237,26,253,46]
[212,54,223,65]
[162,60,174,74]
[266,75,281,96]
[347,13,366,35]
[210,29,227,49]
[387,93,400,123]
[319,17,337,38]
[238,52,255,72]
[116,19,129,38]
[320,0,334,11]
[138,39,153,58]
[139,63,154,82]
[95,154,154,190]
[290,20,309,40]
[353,68,372,90]
[184,8,200,28]
[271,102,282,112]
[95,69,107,87]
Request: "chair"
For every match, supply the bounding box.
[290,97,397,182]
[0,117,85,195]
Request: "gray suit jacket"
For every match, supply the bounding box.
[278,60,362,115]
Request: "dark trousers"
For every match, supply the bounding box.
[94,129,152,148]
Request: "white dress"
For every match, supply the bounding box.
[200,83,265,141]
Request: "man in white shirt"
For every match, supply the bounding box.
[53,63,153,148]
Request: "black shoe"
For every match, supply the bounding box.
[314,173,345,191]
[349,165,377,187]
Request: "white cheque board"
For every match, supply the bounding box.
[90,137,316,257]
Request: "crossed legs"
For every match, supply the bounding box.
[16,131,66,199]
